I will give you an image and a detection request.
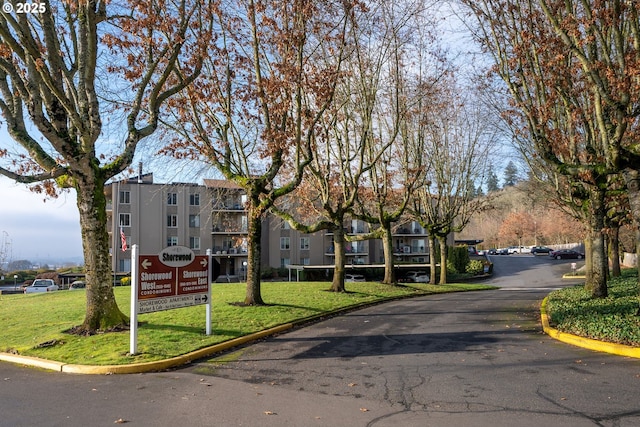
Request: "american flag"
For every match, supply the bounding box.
[120,226,128,252]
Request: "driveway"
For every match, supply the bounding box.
[2,255,640,426]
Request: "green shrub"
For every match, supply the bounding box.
[466,260,484,275]
[261,266,273,279]
[449,246,470,274]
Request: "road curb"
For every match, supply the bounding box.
[540,297,640,359]
[0,323,296,374]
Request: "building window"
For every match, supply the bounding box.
[118,258,131,273]
[300,237,309,250]
[189,214,200,228]
[167,215,178,228]
[280,237,290,250]
[281,220,290,229]
[189,236,200,250]
[190,193,200,206]
[119,213,130,227]
[301,257,310,266]
[119,191,130,204]
[167,236,178,246]
[280,258,290,268]
[167,192,178,205]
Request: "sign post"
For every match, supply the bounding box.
[130,245,212,355]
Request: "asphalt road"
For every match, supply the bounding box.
[2,254,640,427]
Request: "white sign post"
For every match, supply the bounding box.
[130,245,212,355]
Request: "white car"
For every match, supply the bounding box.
[414,273,430,283]
[24,279,59,293]
[345,274,366,282]
[405,271,430,283]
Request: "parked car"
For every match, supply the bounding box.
[345,274,366,282]
[507,245,531,254]
[496,248,509,255]
[413,273,430,283]
[487,248,498,255]
[549,249,584,260]
[24,279,59,293]
[530,246,552,255]
[404,271,430,283]
[69,280,86,290]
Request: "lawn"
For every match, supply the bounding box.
[0,281,494,365]
[546,269,640,346]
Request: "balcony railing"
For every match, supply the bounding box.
[212,225,248,233]
[213,246,247,255]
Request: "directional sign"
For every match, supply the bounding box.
[136,246,211,313]
[130,245,213,355]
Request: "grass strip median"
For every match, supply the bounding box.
[0,281,494,366]
[545,268,640,347]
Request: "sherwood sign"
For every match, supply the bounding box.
[130,245,213,355]
[136,246,209,305]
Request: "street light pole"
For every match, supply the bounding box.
[14,274,18,290]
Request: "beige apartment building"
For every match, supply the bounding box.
[107,174,436,279]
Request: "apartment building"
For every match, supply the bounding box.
[107,174,438,277]
[107,173,215,274]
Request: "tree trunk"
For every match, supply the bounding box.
[609,226,621,277]
[438,237,448,285]
[381,223,395,284]
[584,188,607,298]
[636,227,640,316]
[428,236,437,285]
[244,204,265,305]
[330,225,346,292]
[621,168,640,313]
[77,177,128,332]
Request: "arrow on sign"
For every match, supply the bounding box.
[202,295,208,303]
[141,259,152,269]
[200,258,208,268]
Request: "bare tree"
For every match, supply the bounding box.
[411,84,495,284]
[350,0,445,285]
[162,0,355,304]
[0,1,210,332]
[272,0,434,291]
[461,0,640,298]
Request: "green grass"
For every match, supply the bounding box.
[0,281,493,365]
[546,269,640,346]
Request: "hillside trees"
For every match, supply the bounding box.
[162,0,356,303]
[498,211,535,249]
[0,0,211,332]
[461,0,640,298]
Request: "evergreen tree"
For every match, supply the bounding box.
[503,161,519,187]
[486,169,500,192]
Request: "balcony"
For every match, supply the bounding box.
[212,203,246,212]
[212,225,248,234]
[213,246,247,256]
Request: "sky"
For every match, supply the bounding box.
[1,177,83,264]
[0,3,504,268]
